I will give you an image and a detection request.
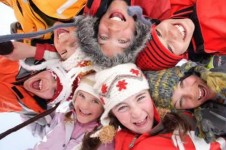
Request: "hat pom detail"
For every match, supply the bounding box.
[99,125,116,144]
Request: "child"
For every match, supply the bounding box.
[144,61,226,143]
[1,0,86,44]
[144,61,226,110]
[0,15,97,71]
[0,56,75,113]
[33,73,113,150]
[81,63,225,150]
[136,0,226,70]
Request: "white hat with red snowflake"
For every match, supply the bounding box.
[94,63,149,126]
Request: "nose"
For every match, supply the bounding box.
[167,25,181,40]
[80,100,89,109]
[108,22,121,32]
[130,106,141,119]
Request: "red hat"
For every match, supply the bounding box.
[136,25,188,71]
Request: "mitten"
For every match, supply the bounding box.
[127,6,152,26]
[194,102,226,143]
[0,41,14,55]
[35,43,59,60]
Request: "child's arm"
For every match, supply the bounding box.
[0,41,60,60]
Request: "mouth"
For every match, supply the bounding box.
[198,85,207,100]
[109,12,126,22]
[78,108,91,116]
[133,116,147,127]
[175,24,186,40]
[31,79,42,91]
[56,29,69,39]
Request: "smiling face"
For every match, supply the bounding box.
[53,22,78,60]
[23,70,58,100]
[73,90,104,124]
[155,18,195,55]
[98,0,136,57]
[172,75,217,109]
[112,90,154,134]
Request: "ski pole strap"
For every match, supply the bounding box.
[0,102,60,140]
[0,23,76,43]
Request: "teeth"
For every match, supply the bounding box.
[110,16,123,21]
[175,25,185,39]
[198,87,203,100]
[80,109,90,115]
[58,32,66,39]
[39,80,42,90]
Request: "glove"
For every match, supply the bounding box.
[194,102,226,143]
[0,41,14,55]
[20,114,53,138]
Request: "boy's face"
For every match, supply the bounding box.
[53,22,78,60]
[155,18,195,55]
[23,70,58,100]
[112,90,154,134]
[73,90,104,124]
[98,0,136,57]
[172,75,217,109]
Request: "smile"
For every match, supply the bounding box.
[79,108,91,116]
[109,12,126,22]
[175,24,186,40]
[56,29,69,39]
[133,116,147,127]
[198,85,207,100]
[31,79,42,91]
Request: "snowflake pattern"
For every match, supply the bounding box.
[116,80,127,91]
[101,84,108,94]
[130,68,139,76]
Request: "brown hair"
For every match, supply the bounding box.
[81,110,194,150]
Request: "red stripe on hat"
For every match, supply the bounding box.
[136,25,186,71]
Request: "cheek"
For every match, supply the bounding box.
[92,106,104,117]
[35,90,54,99]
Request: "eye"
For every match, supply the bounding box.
[156,29,162,37]
[78,92,85,99]
[118,39,128,44]
[92,99,100,104]
[137,96,145,102]
[117,105,128,112]
[99,35,108,40]
[167,45,174,54]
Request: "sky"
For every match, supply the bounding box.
[0,3,40,150]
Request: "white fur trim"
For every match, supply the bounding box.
[19,59,60,71]
[61,47,88,71]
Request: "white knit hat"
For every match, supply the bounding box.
[94,63,149,126]
[73,73,99,100]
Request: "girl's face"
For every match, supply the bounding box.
[155,18,195,55]
[98,0,135,57]
[112,90,154,134]
[74,90,104,124]
[23,71,58,99]
[53,22,78,60]
[172,75,217,109]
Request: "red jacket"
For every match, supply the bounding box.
[115,130,225,150]
[0,57,45,113]
[84,0,171,21]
